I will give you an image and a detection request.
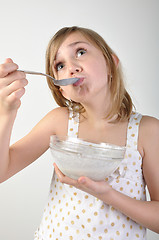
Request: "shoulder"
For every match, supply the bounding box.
[139,115,159,200]
[138,114,159,157]
[35,107,69,136]
[44,106,69,126]
[46,106,69,121]
[140,115,159,138]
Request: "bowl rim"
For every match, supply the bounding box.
[50,135,126,160]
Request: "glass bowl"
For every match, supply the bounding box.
[50,135,126,181]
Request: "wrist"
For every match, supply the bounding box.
[0,105,17,117]
[99,185,116,205]
[0,107,17,123]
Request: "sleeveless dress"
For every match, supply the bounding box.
[34,111,147,240]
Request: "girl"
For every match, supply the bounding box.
[0,26,158,240]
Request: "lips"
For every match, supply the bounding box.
[73,77,84,87]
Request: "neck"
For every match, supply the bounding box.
[80,91,115,127]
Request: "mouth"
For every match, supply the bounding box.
[73,77,84,87]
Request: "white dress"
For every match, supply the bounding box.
[34,111,147,240]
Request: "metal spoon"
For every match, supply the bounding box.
[17,70,79,86]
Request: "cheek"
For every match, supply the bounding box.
[59,86,71,100]
[93,60,108,81]
[52,66,64,80]
[56,70,67,80]
[52,67,58,79]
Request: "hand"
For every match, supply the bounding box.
[53,163,112,202]
[0,58,28,113]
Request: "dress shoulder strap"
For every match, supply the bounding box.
[126,112,142,149]
[67,110,79,138]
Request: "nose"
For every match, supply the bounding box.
[68,61,82,76]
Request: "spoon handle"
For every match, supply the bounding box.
[18,70,54,79]
[17,69,79,86]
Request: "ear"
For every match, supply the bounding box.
[112,54,119,68]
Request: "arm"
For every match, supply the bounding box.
[0,58,27,181]
[103,116,159,233]
[54,116,159,233]
[0,59,67,183]
[1,106,69,183]
[2,110,55,182]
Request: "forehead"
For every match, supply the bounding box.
[55,32,94,58]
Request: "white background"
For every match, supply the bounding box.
[0,0,158,239]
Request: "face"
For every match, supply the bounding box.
[53,32,110,104]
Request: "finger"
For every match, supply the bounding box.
[77,176,101,194]
[10,87,26,99]
[78,176,94,188]
[7,78,28,95]
[0,78,28,99]
[53,163,77,185]
[6,88,25,109]
[4,71,26,86]
[0,60,18,78]
[4,58,14,64]
[53,163,65,179]
[0,71,27,91]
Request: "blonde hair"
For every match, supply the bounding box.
[46,26,133,122]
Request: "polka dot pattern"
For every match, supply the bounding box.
[34,112,146,240]
[68,111,79,138]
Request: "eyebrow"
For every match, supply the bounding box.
[55,41,90,60]
[68,41,90,47]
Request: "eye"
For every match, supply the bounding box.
[76,48,86,57]
[55,62,64,71]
